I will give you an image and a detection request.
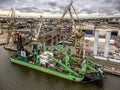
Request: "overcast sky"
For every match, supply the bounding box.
[0,0,120,18]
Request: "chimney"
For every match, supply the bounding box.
[93,30,99,56]
[104,31,111,58]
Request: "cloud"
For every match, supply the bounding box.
[16,6,43,13]
[0,0,15,4]
[46,1,57,7]
[0,5,5,9]
[79,0,120,16]
[0,0,16,9]
[113,0,120,12]
[104,0,120,11]
[0,0,120,17]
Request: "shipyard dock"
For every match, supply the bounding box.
[0,16,120,76]
[90,57,120,76]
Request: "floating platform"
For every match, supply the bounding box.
[10,45,105,83]
[4,45,17,51]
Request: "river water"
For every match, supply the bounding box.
[0,46,120,90]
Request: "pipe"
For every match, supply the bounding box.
[94,56,120,63]
[84,37,115,44]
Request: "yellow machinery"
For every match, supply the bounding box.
[60,0,84,57]
[0,22,2,35]
[6,8,16,46]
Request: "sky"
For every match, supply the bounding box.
[0,0,120,18]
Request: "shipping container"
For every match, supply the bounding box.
[84,30,93,34]
[111,30,118,36]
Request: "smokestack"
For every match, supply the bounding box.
[104,31,111,58]
[93,30,99,56]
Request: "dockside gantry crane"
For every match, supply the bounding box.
[6,8,16,46]
[60,0,84,57]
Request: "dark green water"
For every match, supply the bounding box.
[0,46,120,90]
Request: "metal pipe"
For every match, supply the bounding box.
[104,31,111,58]
[93,30,99,56]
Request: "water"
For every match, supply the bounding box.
[0,46,120,90]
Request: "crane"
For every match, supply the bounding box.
[6,8,16,46]
[60,0,84,57]
[34,16,46,41]
[61,0,76,33]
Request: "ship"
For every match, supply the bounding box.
[10,44,105,82]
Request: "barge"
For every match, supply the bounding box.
[10,44,105,82]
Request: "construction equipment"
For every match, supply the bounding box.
[33,16,47,41]
[6,8,16,46]
[60,0,84,57]
[10,44,105,82]
[61,0,76,33]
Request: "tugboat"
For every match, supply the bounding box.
[10,44,105,82]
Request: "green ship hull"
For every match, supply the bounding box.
[10,58,84,82]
